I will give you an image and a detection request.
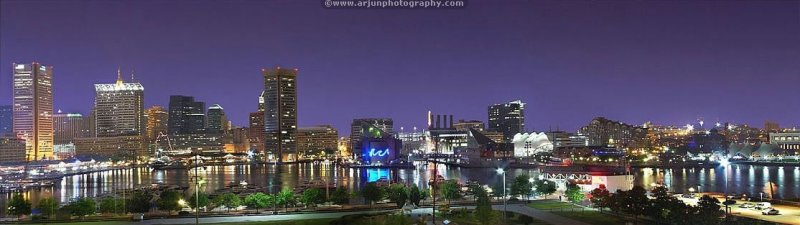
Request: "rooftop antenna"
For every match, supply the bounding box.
[130,69,135,82]
[116,67,123,85]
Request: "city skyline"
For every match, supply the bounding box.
[1,1,798,134]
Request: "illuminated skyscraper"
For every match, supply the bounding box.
[350,118,393,158]
[207,104,227,134]
[168,95,205,135]
[13,63,54,161]
[0,105,11,135]
[94,69,145,137]
[145,106,168,142]
[488,100,525,142]
[263,67,297,162]
[53,111,91,144]
[248,111,265,153]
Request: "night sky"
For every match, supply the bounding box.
[1,0,798,135]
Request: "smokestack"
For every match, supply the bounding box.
[436,115,441,129]
[449,115,454,128]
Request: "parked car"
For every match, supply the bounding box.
[738,203,754,208]
[681,193,696,198]
[762,208,779,215]
[755,202,772,210]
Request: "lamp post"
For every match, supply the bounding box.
[496,168,507,222]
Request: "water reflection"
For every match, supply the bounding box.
[0,163,797,216]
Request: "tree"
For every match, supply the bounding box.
[7,194,31,218]
[409,185,422,206]
[301,188,326,208]
[440,180,462,204]
[244,192,271,212]
[361,182,386,209]
[330,187,350,205]
[276,188,296,211]
[214,193,242,212]
[474,186,496,225]
[621,186,649,222]
[510,174,533,198]
[188,192,210,210]
[98,196,124,214]
[589,186,611,212]
[156,190,182,214]
[67,198,96,219]
[565,183,585,204]
[696,195,723,225]
[37,197,59,218]
[466,182,483,203]
[386,184,409,207]
[128,190,153,214]
[533,179,556,198]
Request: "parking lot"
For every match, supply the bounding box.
[677,193,800,225]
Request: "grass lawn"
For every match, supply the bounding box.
[527,200,631,225]
[527,200,583,210]
[44,221,132,225]
[445,209,551,225]
[550,211,629,225]
[186,219,336,225]
[44,219,336,225]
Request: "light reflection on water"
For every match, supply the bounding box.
[0,163,797,216]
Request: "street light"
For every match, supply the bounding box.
[496,168,507,222]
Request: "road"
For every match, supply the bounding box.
[677,194,800,225]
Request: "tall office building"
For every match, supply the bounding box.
[207,104,227,134]
[0,105,11,135]
[263,67,297,162]
[350,118,393,157]
[94,69,145,137]
[145,106,168,142]
[0,137,26,163]
[258,90,265,111]
[248,111,265,153]
[488,100,525,142]
[296,125,338,159]
[168,95,206,135]
[13,63,54,161]
[53,111,91,144]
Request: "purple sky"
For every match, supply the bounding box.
[1,0,799,135]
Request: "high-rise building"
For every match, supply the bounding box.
[248,111,265,153]
[94,69,145,137]
[764,121,780,132]
[53,111,91,144]
[207,104,227,134]
[13,63,54,161]
[0,137,26,163]
[453,119,485,132]
[263,67,298,162]
[578,117,647,148]
[168,95,205,135]
[488,100,525,142]
[145,106,168,142]
[350,118,393,158]
[258,90,266,111]
[296,125,338,159]
[0,105,12,135]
